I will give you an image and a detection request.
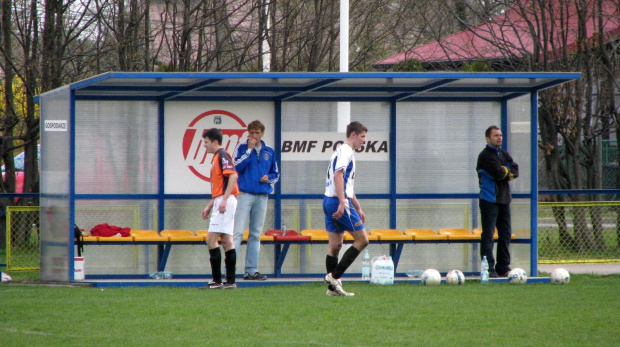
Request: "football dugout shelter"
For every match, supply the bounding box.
[37,72,579,285]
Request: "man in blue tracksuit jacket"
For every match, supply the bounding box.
[477,125,519,278]
[232,120,280,280]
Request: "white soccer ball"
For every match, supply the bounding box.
[507,268,527,284]
[421,269,441,286]
[550,268,570,285]
[1,272,12,283]
[445,269,465,286]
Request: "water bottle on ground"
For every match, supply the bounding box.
[150,271,172,279]
[361,249,370,280]
[480,256,489,284]
[405,269,423,278]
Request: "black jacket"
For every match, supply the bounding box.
[476,145,519,205]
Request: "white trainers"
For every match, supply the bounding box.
[326,288,355,296]
[326,289,340,296]
[324,273,340,287]
[324,273,354,296]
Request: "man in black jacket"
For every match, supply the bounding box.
[476,126,519,277]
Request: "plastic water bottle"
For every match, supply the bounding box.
[481,256,489,284]
[150,271,172,279]
[281,224,287,236]
[361,249,370,280]
[405,269,423,278]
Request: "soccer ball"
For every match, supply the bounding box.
[507,268,527,284]
[421,269,441,286]
[550,268,570,285]
[445,269,465,285]
[1,272,12,283]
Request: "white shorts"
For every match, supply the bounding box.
[208,195,238,235]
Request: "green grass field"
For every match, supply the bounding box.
[1,274,619,346]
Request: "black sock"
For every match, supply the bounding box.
[326,255,339,290]
[224,249,237,284]
[332,247,361,279]
[209,247,222,283]
[326,255,338,274]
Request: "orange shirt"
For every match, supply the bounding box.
[210,149,240,198]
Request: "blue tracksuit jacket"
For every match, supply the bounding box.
[233,140,280,194]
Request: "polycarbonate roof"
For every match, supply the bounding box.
[46,71,580,102]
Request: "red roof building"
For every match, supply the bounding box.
[374,0,620,69]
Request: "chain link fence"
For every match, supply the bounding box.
[4,206,40,270]
[539,202,620,263]
[539,140,618,191]
[601,140,617,190]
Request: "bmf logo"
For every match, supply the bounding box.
[182,110,247,182]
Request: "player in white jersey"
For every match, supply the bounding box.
[324,142,356,198]
[323,121,370,296]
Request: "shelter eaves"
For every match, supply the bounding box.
[53,71,580,103]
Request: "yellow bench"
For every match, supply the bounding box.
[437,228,480,240]
[160,230,204,242]
[404,229,447,241]
[369,229,413,241]
[78,227,526,279]
[300,229,379,241]
[472,228,516,240]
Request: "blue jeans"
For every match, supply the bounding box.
[233,192,268,274]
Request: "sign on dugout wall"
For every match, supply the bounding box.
[165,101,274,193]
[165,101,390,194]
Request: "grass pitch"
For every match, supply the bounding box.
[1,274,619,346]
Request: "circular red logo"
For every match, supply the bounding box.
[182,110,247,182]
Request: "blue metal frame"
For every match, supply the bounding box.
[157,100,166,271]
[539,189,620,195]
[69,90,77,280]
[36,72,583,282]
[500,100,508,151]
[64,71,579,84]
[62,72,581,104]
[158,100,166,233]
[530,92,539,277]
[274,100,282,229]
[389,101,397,228]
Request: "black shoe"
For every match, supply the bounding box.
[489,270,499,278]
[244,272,268,281]
[205,281,223,289]
[498,268,511,277]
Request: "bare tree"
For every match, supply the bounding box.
[1,0,18,198]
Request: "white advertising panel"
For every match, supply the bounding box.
[281,132,389,161]
[165,102,274,194]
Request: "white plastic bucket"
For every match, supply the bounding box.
[370,255,394,285]
[74,257,85,281]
